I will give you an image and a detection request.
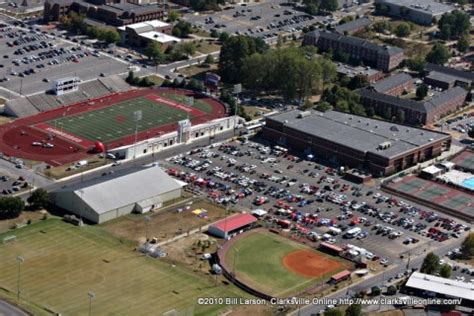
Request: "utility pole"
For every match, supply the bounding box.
[16,256,24,301]
[88,291,95,316]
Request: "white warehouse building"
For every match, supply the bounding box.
[51,167,185,224]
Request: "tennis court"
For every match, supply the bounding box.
[386,175,474,221]
[452,149,474,173]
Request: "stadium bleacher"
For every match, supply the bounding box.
[3,77,131,118]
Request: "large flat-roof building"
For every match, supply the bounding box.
[374,0,455,25]
[405,272,474,303]
[51,167,185,224]
[262,110,451,176]
[117,20,180,49]
[303,30,404,72]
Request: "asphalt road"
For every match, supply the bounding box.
[0,300,28,316]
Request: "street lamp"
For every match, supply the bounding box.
[88,291,95,316]
[16,256,24,301]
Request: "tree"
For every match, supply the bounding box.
[101,29,120,44]
[395,23,411,38]
[383,106,392,120]
[420,252,440,275]
[386,285,397,295]
[373,21,390,34]
[371,286,381,296]
[404,57,426,73]
[172,20,193,38]
[339,16,354,25]
[460,233,474,259]
[426,43,451,65]
[301,100,314,110]
[316,101,332,112]
[348,75,369,90]
[319,0,338,12]
[168,10,179,23]
[345,304,362,316]
[27,188,50,210]
[416,84,428,100]
[469,129,474,139]
[306,3,319,15]
[218,32,229,43]
[439,264,452,278]
[374,3,390,15]
[144,41,165,65]
[457,35,470,53]
[204,54,215,65]
[325,308,343,316]
[0,196,25,220]
[438,10,470,40]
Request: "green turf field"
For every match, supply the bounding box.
[46,97,190,143]
[0,220,243,316]
[224,231,349,297]
[158,92,213,113]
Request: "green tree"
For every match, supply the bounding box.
[371,286,381,296]
[319,0,338,12]
[404,57,426,73]
[416,84,429,100]
[0,196,25,220]
[325,308,343,316]
[306,3,319,15]
[395,23,411,38]
[301,100,314,110]
[438,10,470,40]
[101,29,120,44]
[457,35,470,53]
[439,264,452,278]
[420,252,440,275]
[316,101,332,112]
[172,20,193,38]
[144,41,165,65]
[348,75,369,89]
[168,10,179,22]
[218,32,229,43]
[460,233,474,259]
[339,16,354,25]
[336,100,350,112]
[345,304,362,316]
[426,43,451,65]
[386,285,397,295]
[204,54,215,65]
[439,24,451,41]
[383,106,392,120]
[373,21,390,34]
[374,3,390,15]
[27,188,50,210]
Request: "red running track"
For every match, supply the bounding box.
[0,87,226,166]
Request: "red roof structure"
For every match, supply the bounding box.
[331,270,351,282]
[319,242,343,253]
[210,213,257,233]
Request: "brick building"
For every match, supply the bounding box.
[372,73,413,96]
[44,0,165,26]
[359,86,468,125]
[303,30,404,72]
[262,110,451,177]
[336,63,384,83]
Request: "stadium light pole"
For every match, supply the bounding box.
[88,291,95,316]
[16,256,24,301]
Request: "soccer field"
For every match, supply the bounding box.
[45,96,190,144]
[224,231,350,297]
[0,220,243,316]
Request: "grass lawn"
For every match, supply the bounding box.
[157,92,213,113]
[42,156,112,179]
[0,220,244,316]
[45,96,190,144]
[224,231,350,297]
[145,75,165,86]
[195,41,221,55]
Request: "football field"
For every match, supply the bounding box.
[0,220,243,316]
[44,96,192,144]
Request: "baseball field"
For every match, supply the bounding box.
[223,230,352,297]
[0,220,243,316]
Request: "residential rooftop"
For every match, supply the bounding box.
[372,73,413,93]
[426,63,474,83]
[266,110,449,159]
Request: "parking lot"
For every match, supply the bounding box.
[162,139,471,265]
[0,20,130,96]
[183,1,319,42]
[0,173,30,196]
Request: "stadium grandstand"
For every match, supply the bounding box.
[4,75,130,117]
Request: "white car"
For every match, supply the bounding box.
[380,258,389,265]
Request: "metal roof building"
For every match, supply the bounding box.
[51,167,185,224]
[208,213,258,239]
[405,272,474,302]
[374,0,455,25]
